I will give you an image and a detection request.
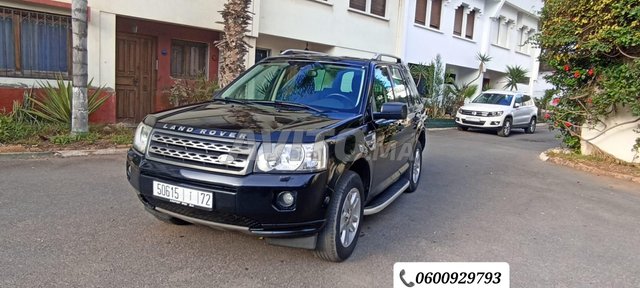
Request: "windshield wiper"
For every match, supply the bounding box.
[275,101,324,113]
[214,98,250,105]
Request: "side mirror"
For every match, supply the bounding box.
[514,103,521,108]
[374,102,408,120]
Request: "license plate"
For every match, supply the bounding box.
[153,181,213,209]
[467,117,481,122]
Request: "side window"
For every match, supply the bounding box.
[522,95,533,106]
[390,66,413,105]
[372,66,395,112]
[514,95,523,106]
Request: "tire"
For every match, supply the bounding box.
[145,207,192,225]
[524,117,536,134]
[457,125,469,131]
[405,142,423,193]
[314,171,364,262]
[497,117,512,137]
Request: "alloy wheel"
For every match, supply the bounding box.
[339,188,361,247]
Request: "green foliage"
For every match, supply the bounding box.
[503,65,528,91]
[51,132,99,145]
[22,76,109,124]
[167,74,219,107]
[538,0,640,152]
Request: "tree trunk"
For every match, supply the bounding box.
[71,0,88,134]
[217,0,253,87]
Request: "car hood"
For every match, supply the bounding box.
[147,101,359,142]
[460,103,510,112]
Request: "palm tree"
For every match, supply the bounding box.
[217,0,253,87]
[503,65,528,91]
[71,0,88,134]
[468,52,492,84]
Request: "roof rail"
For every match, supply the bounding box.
[280,49,328,56]
[373,53,402,63]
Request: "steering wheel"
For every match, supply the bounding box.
[326,93,353,106]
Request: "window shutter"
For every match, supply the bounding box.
[429,0,442,29]
[371,0,386,17]
[453,6,463,36]
[415,0,427,25]
[465,10,475,39]
[349,0,366,11]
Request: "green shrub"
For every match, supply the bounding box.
[51,132,99,145]
[167,74,219,107]
[0,115,42,144]
[23,76,110,124]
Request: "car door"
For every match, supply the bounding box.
[368,65,406,196]
[513,94,527,126]
[389,65,417,160]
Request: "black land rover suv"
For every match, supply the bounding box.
[126,50,427,261]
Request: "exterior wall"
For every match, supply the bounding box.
[403,0,543,96]
[581,107,640,164]
[257,0,404,60]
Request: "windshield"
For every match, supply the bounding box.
[218,61,366,113]
[472,93,514,106]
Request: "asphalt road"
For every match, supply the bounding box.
[1,127,639,288]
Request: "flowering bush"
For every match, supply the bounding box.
[538,0,640,152]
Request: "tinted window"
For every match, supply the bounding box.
[372,66,395,112]
[390,66,412,105]
[472,93,513,106]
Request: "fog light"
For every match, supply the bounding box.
[278,191,295,206]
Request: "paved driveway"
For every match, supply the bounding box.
[1,128,638,287]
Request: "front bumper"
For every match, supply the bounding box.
[455,113,504,129]
[126,149,328,238]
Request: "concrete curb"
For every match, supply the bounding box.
[540,148,640,184]
[427,127,456,131]
[0,148,128,160]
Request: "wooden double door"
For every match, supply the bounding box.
[116,33,157,123]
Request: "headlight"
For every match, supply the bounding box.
[133,123,152,153]
[457,108,463,114]
[255,142,327,172]
[487,111,504,117]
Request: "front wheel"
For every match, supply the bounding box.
[405,142,423,193]
[457,125,469,131]
[497,118,512,137]
[314,171,364,262]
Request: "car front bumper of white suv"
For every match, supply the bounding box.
[455,113,504,129]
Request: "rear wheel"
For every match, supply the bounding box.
[497,118,512,137]
[314,171,364,262]
[524,117,536,134]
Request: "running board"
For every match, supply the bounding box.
[363,179,410,215]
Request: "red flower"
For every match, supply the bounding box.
[564,121,573,128]
[564,65,570,72]
[588,68,595,76]
[574,71,581,78]
[586,98,593,104]
[544,113,551,120]
[551,98,560,106]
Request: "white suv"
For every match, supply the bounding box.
[455,90,538,137]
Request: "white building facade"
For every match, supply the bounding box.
[402,0,544,96]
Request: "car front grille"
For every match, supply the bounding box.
[462,119,486,125]
[146,129,256,175]
[460,109,488,117]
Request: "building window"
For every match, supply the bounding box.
[255,48,271,63]
[518,27,533,54]
[170,40,208,79]
[415,0,442,29]
[453,6,464,36]
[349,0,386,17]
[0,6,71,79]
[493,17,512,48]
[465,10,475,39]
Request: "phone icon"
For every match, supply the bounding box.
[399,269,415,287]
